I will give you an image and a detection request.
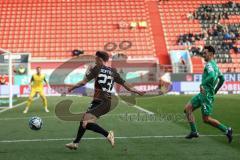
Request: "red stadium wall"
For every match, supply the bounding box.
[146,1,170,65]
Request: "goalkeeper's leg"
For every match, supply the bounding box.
[39,91,49,112]
[23,90,36,113]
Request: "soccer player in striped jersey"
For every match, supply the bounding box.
[65,51,145,150]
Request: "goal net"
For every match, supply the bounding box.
[0,48,30,108]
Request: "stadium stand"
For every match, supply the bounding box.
[159,0,240,72]
[0,0,239,73]
[0,0,155,59]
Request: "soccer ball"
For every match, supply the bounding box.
[29,116,43,130]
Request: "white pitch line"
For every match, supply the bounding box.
[131,105,154,115]
[0,98,37,114]
[115,92,154,115]
[120,99,154,115]
[1,134,239,143]
[0,113,142,121]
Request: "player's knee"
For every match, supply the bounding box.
[82,114,91,128]
[202,116,210,123]
[184,104,192,114]
[82,121,88,129]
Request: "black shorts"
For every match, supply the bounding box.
[86,99,111,117]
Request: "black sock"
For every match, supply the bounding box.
[73,122,86,143]
[86,123,109,137]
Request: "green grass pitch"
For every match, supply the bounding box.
[0,95,239,160]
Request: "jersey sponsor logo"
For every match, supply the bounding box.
[206,64,214,73]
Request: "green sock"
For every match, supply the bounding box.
[217,123,227,133]
[189,122,197,132]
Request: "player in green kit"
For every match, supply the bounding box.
[184,45,233,143]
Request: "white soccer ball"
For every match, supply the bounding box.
[29,116,43,130]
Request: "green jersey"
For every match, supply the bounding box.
[201,60,224,95]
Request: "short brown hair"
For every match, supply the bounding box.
[96,51,109,62]
[204,45,215,54]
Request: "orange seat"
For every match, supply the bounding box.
[0,0,155,59]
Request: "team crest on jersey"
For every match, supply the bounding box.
[206,64,214,73]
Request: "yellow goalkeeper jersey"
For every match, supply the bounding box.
[31,74,45,89]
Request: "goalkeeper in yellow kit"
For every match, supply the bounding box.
[23,67,49,113]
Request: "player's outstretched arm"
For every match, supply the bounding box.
[122,82,146,96]
[215,75,225,94]
[67,65,97,94]
[68,78,89,93]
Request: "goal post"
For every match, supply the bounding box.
[0,48,13,108]
[0,48,31,109]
